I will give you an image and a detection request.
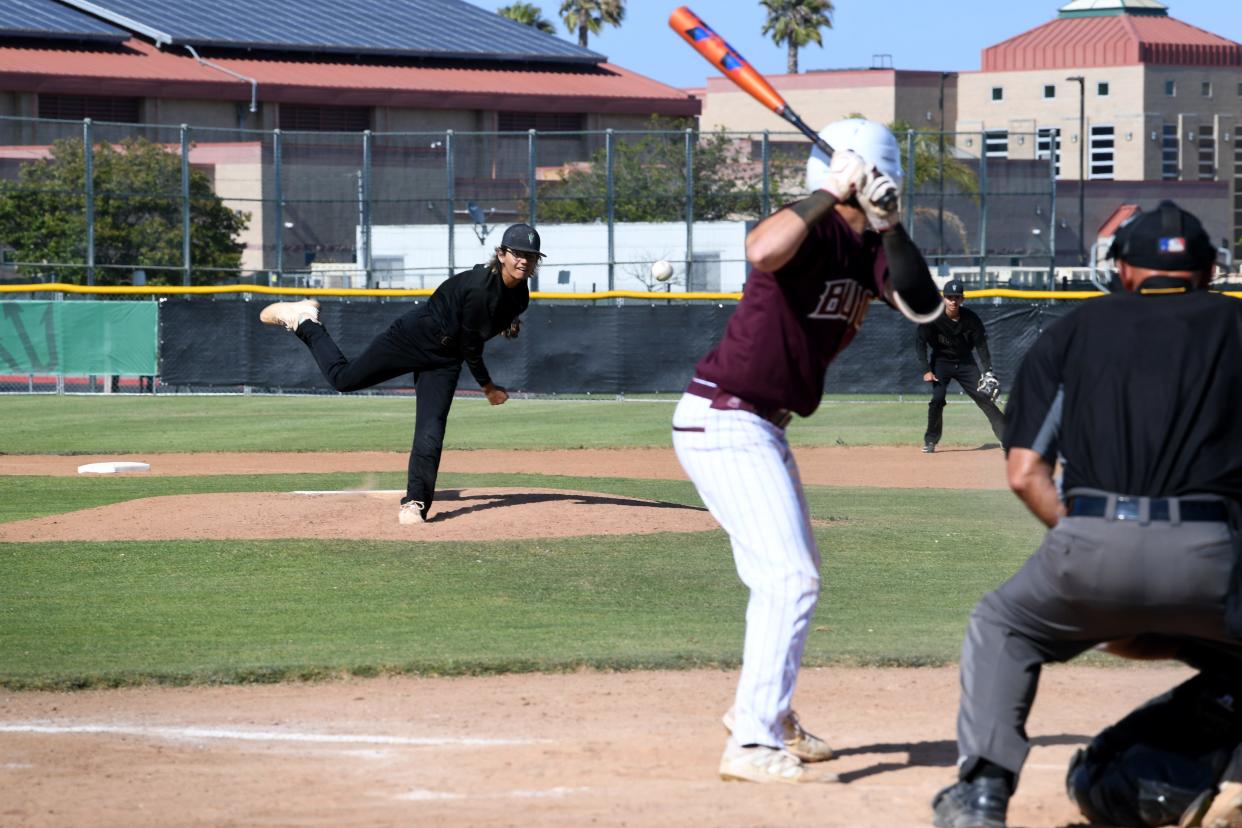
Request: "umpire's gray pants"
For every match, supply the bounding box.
[956,502,1242,781]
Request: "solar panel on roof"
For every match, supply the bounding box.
[0,0,129,42]
[57,0,605,64]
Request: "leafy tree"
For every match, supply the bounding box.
[498,2,555,34]
[887,120,978,195]
[760,0,834,74]
[558,0,624,49]
[0,136,248,285]
[535,118,803,224]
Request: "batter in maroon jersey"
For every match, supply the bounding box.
[673,119,943,784]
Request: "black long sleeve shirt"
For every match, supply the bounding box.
[914,306,992,373]
[426,263,529,387]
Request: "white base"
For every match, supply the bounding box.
[77,461,151,475]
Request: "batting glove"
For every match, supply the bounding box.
[977,371,1001,402]
[858,171,902,232]
[819,150,867,203]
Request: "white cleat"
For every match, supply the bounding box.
[722,707,834,762]
[398,501,426,525]
[259,299,320,332]
[718,737,806,784]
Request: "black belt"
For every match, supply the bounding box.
[685,381,792,429]
[1065,495,1228,523]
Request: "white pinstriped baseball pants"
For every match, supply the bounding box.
[672,389,822,750]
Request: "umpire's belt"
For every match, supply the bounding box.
[1065,495,1228,523]
[685,381,792,429]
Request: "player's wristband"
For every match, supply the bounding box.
[788,191,837,228]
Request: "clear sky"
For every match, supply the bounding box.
[467,0,1242,88]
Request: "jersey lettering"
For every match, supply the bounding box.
[809,279,869,329]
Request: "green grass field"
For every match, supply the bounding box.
[0,394,1036,690]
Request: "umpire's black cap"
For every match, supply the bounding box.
[500,223,544,257]
[1108,200,1215,271]
[942,279,965,297]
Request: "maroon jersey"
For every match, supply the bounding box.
[694,209,889,417]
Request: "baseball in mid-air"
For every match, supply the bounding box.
[651,259,674,282]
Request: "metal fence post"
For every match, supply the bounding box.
[273,128,283,279]
[605,128,614,291]
[905,129,916,241]
[527,128,537,225]
[446,129,455,278]
[1048,135,1058,288]
[978,133,988,284]
[685,128,694,290]
[761,130,770,217]
[180,124,191,286]
[361,129,373,288]
[83,118,94,286]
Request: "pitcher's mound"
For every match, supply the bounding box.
[0,488,717,542]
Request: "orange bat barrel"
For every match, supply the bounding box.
[668,6,787,115]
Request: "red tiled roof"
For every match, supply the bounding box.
[983,14,1242,71]
[0,38,700,116]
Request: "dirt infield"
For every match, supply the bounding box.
[3,445,1088,827]
[0,444,1009,489]
[0,664,1192,827]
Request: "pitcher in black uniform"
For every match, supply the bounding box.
[931,201,1242,828]
[258,223,540,525]
[914,279,1004,453]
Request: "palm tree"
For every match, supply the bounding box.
[498,2,556,35]
[760,0,834,74]
[558,0,624,49]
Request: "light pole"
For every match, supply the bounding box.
[1067,75,1086,265]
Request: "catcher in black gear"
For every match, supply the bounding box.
[913,279,1005,453]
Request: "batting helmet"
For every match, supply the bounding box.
[806,119,903,194]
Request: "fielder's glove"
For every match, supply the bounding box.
[819,149,868,203]
[502,318,521,339]
[858,170,901,232]
[977,370,1001,402]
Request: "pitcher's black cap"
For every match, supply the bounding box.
[501,223,543,257]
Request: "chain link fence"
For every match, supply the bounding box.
[0,114,1138,394]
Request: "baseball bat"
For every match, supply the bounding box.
[668,6,831,156]
[669,6,898,213]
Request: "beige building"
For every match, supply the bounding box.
[955,0,1242,251]
[699,67,957,138]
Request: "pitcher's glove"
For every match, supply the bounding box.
[977,371,1001,402]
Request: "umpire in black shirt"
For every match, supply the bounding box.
[915,279,1005,453]
[932,201,1242,828]
[259,223,539,525]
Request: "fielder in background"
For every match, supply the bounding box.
[931,200,1242,828]
[914,279,1005,453]
[258,223,538,524]
[672,118,944,784]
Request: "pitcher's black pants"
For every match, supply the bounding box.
[295,308,461,519]
[924,357,1005,445]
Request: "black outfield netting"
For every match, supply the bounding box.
[159,299,1071,394]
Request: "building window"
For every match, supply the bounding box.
[497,112,586,132]
[991,87,1003,101]
[1043,84,1056,99]
[279,104,370,132]
[1097,82,1110,97]
[984,129,1009,158]
[1165,80,1176,96]
[1202,81,1213,97]
[1199,124,1216,180]
[1089,125,1114,180]
[1036,127,1061,175]
[1162,123,1179,180]
[38,94,140,123]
